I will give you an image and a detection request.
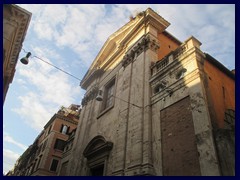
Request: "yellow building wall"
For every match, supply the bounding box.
[204,60,235,128]
[157,32,180,60]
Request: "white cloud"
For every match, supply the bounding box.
[18,4,234,70]
[14,4,234,127]
[3,149,20,174]
[13,47,84,131]
[12,4,235,133]
[15,78,26,85]
[12,92,54,131]
[3,134,28,151]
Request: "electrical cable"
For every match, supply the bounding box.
[21,48,143,108]
[21,48,82,82]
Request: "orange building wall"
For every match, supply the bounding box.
[43,118,78,172]
[157,32,180,60]
[204,60,235,128]
[52,118,78,134]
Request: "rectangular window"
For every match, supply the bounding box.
[50,159,59,172]
[102,78,115,111]
[54,139,65,151]
[59,161,69,176]
[36,155,42,169]
[31,161,36,174]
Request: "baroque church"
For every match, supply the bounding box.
[9,8,234,176]
[65,8,235,176]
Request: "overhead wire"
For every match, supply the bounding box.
[20,48,143,108]
[21,48,82,82]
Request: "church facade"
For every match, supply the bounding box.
[67,8,235,176]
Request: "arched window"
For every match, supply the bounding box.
[60,125,69,134]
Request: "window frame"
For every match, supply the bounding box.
[98,77,116,118]
[54,138,66,151]
[102,79,115,110]
[49,158,59,172]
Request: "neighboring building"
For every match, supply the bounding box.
[3,4,31,104]
[57,128,77,176]
[67,8,235,176]
[9,104,80,176]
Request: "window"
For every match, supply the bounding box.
[50,159,59,172]
[31,161,37,174]
[36,155,42,169]
[60,125,69,134]
[36,144,42,155]
[102,79,115,111]
[64,145,69,152]
[59,161,69,176]
[42,139,48,152]
[54,139,65,151]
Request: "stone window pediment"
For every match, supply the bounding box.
[83,136,113,160]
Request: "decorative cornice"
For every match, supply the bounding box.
[122,35,160,68]
[44,113,78,129]
[80,68,104,90]
[3,5,31,77]
[81,85,99,106]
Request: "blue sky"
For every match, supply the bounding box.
[3,4,235,174]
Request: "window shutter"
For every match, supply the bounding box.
[60,124,63,133]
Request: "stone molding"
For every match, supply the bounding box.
[81,86,99,106]
[83,135,113,160]
[122,35,160,68]
[4,5,31,77]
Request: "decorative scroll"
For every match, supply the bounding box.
[81,86,99,106]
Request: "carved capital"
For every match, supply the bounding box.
[122,35,160,68]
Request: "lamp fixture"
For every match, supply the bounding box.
[19,49,82,82]
[20,52,31,65]
[96,90,103,101]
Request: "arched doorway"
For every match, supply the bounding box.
[83,135,113,176]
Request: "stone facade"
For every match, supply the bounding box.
[67,8,235,176]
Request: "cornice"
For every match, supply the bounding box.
[44,113,78,129]
[122,34,160,68]
[80,8,170,89]
[4,5,31,78]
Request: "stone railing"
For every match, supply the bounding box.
[151,44,187,76]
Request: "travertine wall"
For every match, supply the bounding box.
[68,21,162,175]
[67,9,228,176]
[150,37,220,175]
